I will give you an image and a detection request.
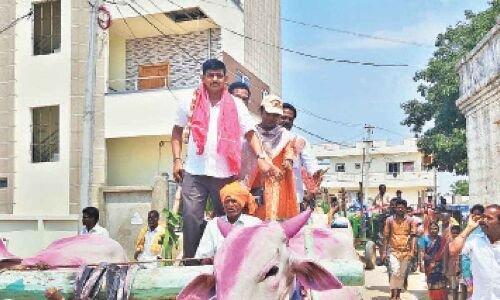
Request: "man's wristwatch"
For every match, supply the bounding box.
[257,154,266,160]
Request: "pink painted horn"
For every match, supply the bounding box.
[280,209,313,239]
[217,217,234,238]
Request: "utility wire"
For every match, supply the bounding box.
[0,10,33,35]
[294,125,349,147]
[199,0,432,49]
[162,0,410,67]
[281,18,433,49]
[114,3,137,38]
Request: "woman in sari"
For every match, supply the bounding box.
[240,95,298,221]
[422,222,449,300]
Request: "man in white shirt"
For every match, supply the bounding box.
[80,206,109,237]
[195,181,261,264]
[279,103,321,204]
[171,59,279,262]
[449,204,500,300]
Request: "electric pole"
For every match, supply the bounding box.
[361,124,374,240]
[80,0,100,212]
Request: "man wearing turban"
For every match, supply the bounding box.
[195,181,261,264]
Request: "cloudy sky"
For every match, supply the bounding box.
[281,0,490,192]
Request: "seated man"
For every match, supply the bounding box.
[134,210,166,268]
[195,181,261,264]
[80,206,109,237]
[349,192,368,212]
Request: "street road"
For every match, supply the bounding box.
[363,265,430,300]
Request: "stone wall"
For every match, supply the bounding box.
[126,29,221,90]
[456,21,500,204]
[0,0,16,213]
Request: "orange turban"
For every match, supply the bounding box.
[220,181,257,215]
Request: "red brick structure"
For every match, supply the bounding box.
[223,52,270,114]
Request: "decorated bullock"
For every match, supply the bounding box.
[0,234,127,269]
[178,209,363,299]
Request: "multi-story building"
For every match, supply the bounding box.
[0,0,281,256]
[312,138,434,206]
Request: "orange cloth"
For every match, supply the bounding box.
[220,181,257,215]
[251,142,298,220]
[383,217,416,259]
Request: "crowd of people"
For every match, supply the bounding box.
[77,58,499,300]
[376,198,499,300]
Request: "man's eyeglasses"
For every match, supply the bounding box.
[204,72,225,79]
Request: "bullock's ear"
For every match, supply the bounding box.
[217,217,233,238]
[177,273,216,300]
[290,258,342,291]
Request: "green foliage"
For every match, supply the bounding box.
[451,180,469,196]
[161,208,181,265]
[401,1,500,174]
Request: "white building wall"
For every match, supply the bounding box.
[313,139,434,206]
[13,0,72,215]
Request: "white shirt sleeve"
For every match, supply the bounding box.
[234,96,256,135]
[300,139,320,174]
[195,219,217,258]
[173,96,191,127]
[461,235,474,256]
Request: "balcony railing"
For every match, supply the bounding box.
[107,76,170,93]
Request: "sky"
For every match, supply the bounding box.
[281,0,491,144]
[281,0,490,193]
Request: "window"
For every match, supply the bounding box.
[387,162,400,174]
[236,71,250,88]
[0,178,7,189]
[335,163,345,172]
[33,0,61,55]
[138,64,169,90]
[403,161,415,172]
[355,163,361,169]
[32,106,59,163]
[318,159,330,166]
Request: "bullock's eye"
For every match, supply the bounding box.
[264,266,279,279]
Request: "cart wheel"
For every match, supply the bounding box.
[364,240,376,270]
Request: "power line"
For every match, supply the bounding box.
[294,125,349,147]
[198,0,432,49]
[114,3,137,38]
[293,103,407,138]
[281,18,433,49]
[0,10,33,35]
[161,0,410,68]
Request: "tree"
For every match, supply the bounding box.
[401,1,500,174]
[450,180,469,196]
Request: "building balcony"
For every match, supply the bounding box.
[321,171,434,189]
[105,87,194,139]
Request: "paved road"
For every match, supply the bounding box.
[363,265,430,300]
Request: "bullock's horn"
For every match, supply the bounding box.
[217,217,233,238]
[280,209,312,239]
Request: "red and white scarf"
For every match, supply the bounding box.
[191,84,241,174]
